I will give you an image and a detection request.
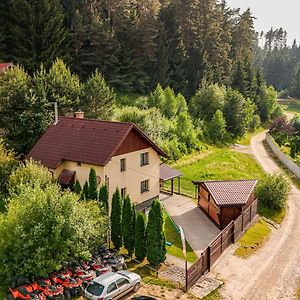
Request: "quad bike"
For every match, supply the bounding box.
[71,266,96,288]
[31,279,64,300]
[50,273,83,299]
[8,285,46,300]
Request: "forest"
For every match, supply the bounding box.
[256,28,300,98]
[0,0,283,158]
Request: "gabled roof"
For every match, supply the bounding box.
[193,180,257,206]
[28,117,167,169]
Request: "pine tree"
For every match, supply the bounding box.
[88,168,98,200]
[122,196,135,256]
[135,212,147,261]
[0,0,68,74]
[81,70,116,120]
[74,180,82,194]
[99,184,109,212]
[146,199,166,266]
[110,188,123,250]
[82,182,89,200]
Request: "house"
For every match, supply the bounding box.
[192,180,257,229]
[28,112,168,210]
[0,63,13,74]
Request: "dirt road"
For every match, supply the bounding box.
[211,132,300,300]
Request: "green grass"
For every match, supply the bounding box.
[171,147,265,198]
[258,202,286,224]
[280,99,300,114]
[164,211,198,263]
[234,218,271,258]
[237,127,266,145]
[202,289,221,300]
[126,259,177,289]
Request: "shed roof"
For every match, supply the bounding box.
[58,169,76,185]
[193,180,257,206]
[160,163,182,181]
[28,117,167,169]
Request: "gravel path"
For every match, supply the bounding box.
[210,132,300,300]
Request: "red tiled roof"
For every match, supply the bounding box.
[28,117,167,169]
[160,163,182,181]
[0,63,13,74]
[193,180,257,206]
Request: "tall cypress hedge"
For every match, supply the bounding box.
[135,212,146,261]
[110,188,122,249]
[122,196,135,256]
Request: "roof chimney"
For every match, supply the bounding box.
[54,102,58,125]
[75,111,84,119]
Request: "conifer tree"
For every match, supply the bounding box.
[135,212,147,261]
[110,188,123,249]
[122,196,135,256]
[74,180,82,194]
[99,184,109,212]
[88,168,98,200]
[146,199,166,266]
[207,110,227,144]
[82,182,89,200]
[0,0,68,73]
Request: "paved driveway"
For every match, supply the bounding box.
[160,194,220,257]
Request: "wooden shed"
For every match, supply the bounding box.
[192,180,257,229]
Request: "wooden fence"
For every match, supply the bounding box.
[186,199,258,290]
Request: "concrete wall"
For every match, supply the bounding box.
[265,133,300,179]
[53,146,160,205]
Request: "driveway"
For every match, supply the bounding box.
[160,194,220,257]
[211,132,300,300]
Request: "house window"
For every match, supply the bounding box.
[141,180,149,193]
[121,187,126,198]
[140,152,149,166]
[120,158,126,172]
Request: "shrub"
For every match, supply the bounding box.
[0,184,107,282]
[256,173,291,211]
[98,184,109,212]
[88,168,98,200]
[82,182,89,200]
[74,180,82,194]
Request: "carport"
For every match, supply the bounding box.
[160,163,182,195]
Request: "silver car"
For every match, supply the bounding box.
[84,270,141,300]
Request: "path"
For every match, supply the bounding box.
[161,194,220,257]
[210,131,300,299]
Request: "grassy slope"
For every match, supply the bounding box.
[164,211,198,263]
[171,147,265,198]
[280,99,300,114]
[234,218,271,258]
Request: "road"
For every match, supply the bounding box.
[210,132,300,299]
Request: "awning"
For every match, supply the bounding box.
[58,169,76,185]
[160,163,182,181]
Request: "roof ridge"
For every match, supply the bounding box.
[58,116,134,126]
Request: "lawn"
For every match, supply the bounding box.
[164,210,198,263]
[171,147,265,198]
[234,218,271,258]
[280,98,300,114]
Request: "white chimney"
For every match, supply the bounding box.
[54,102,58,125]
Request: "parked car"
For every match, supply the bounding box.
[84,270,141,300]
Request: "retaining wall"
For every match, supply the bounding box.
[265,133,300,179]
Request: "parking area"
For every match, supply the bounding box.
[160,194,220,257]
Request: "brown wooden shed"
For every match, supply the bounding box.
[192,180,257,229]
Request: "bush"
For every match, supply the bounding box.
[0,184,107,282]
[256,173,291,211]
[98,184,109,212]
[88,168,98,200]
